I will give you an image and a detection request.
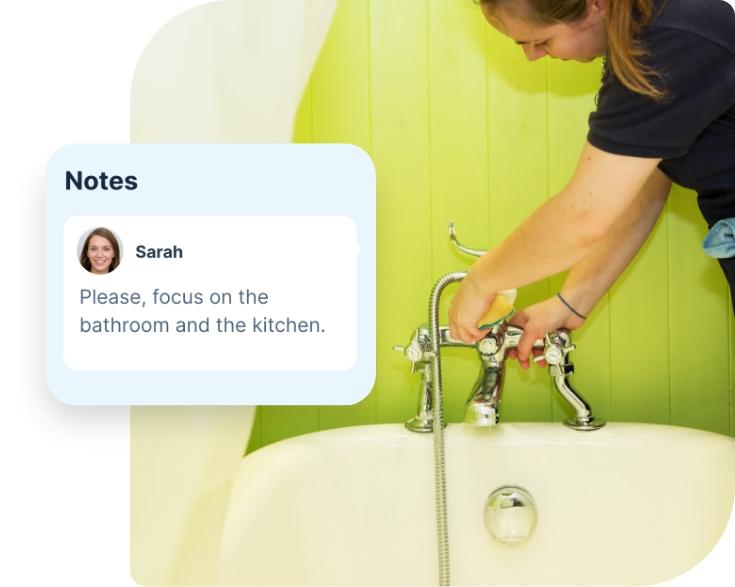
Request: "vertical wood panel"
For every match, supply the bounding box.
[427,0,490,422]
[249,66,317,454]
[250,0,735,449]
[371,0,433,423]
[244,409,262,454]
[608,211,670,424]
[308,0,376,431]
[308,0,371,150]
[257,406,321,447]
[293,83,313,142]
[669,186,730,433]
[485,25,551,421]
[546,59,611,423]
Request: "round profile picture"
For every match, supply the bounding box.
[79,227,122,275]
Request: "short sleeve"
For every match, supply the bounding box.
[588,28,735,158]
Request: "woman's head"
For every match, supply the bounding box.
[80,227,120,274]
[479,0,662,100]
[481,0,606,62]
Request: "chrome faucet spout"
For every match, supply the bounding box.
[542,330,606,431]
[462,324,537,428]
[464,363,503,426]
[464,330,504,427]
[395,222,605,432]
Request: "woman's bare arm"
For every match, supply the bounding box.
[448,141,663,342]
[510,168,672,367]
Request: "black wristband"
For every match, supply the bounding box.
[557,293,587,320]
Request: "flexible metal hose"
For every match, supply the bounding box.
[429,271,467,587]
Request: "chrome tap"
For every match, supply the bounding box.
[394,222,605,432]
[394,323,475,432]
[464,327,505,426]
[464,323,518,426]
[396,320,605,431]
[464,323,543,426]
[536,329,606,431]
[461,323,605,430]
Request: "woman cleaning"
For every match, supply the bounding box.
[449,0,735,367]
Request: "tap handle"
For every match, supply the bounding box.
[394,326,432,373]
[394,343,420,374]
[448,221,488,258]
[532,330,575,366]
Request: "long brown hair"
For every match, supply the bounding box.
[481,0,664,100]
[80,227,121,273]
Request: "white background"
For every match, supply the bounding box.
[64,215,357,372]
[1,2,200,586]
[0,1,731,586]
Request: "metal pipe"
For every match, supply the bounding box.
[428,271,466,587]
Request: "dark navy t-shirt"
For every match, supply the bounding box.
[588,0,735,303]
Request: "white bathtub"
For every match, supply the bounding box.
[215,423,735,586]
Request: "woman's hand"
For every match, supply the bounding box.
[448,272,495,343]
[508,296,585,369]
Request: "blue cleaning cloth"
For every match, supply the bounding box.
[702,218,735,259]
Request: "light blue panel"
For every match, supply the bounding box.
[46,144,375,405]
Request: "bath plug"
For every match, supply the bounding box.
[477,289,517,330]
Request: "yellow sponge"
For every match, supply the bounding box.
[477,289,517,330]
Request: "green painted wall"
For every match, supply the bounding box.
[247,0,734,452]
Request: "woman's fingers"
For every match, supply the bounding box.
[448,278,496,343]
[509,301,560,368]
[516,327,541,369]
[451,324,484,343]
[508,310,529,329]
[448,311,485,343]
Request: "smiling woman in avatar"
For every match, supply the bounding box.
[80,227,121,274]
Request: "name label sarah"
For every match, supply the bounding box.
[136,245,183,259]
